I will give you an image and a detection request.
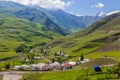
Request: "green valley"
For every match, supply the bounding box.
[0,16,61,63]
[0,1,120,80]
[43,12,120,61]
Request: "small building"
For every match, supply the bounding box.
[37,63,46,70]
[56,52,64,56]
[13,66,21,70]
[20,64,30,69]
[64,55,69,58]
[50,62,62,70]
[50,62,60,67]
[62,63,72,69]
[13,64,30,71]
[25,59,31,63]
[68,62,76,66]
[80,59,89,63]
[30,63,46,71]
[41,64,53,71]
[30,64,38,70]
[55,65,63,70]
[34,56,42,60]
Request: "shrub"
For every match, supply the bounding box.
[15,44,30,53]
[80,54,84,61]
[5,63,10,70]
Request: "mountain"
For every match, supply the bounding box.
[78,13,105,26]
[0,1,70,35]
[44,12,120,60]
[47,9,86,31]
[35,8,104,32]
[0,16,61,52]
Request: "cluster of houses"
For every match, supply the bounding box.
[13,59,89,71]
[13,61,75,71]
[55,51,71,59]
[42,48,71,59]
[14,47,90,71]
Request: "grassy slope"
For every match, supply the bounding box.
[44,13,120,61]
[22,67,120,80]
[0,17,61,61]
[74,57,117,69]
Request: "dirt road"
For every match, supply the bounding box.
[40,53,52,63]
[2,72,23,80]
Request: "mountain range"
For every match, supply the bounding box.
[0,1,104,33]
[0,1,70,35]
[45,12,120,60]
[35,6,104,32]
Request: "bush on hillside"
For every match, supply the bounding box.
[5,63,10,70]
[15,44,30,53]
[80,54,84,61]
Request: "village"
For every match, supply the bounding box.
[13,59,89,71]
[11,45,90,71]
[13,54,90,71]
[0,53,90,80]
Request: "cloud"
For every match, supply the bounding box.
[5,0,74,9]
[91,3,104,8]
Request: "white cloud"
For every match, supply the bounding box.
[5,0,74,9]
[91,3,104,8]
[66,0,74,6]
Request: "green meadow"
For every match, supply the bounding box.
[21,67,120,80]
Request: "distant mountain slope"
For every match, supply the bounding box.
[0,1,27,11]
[0,1,104,33]
[76,12,120,36]
[44,12,120,60]
[0,17,61,52]
[79,14,104,26]
[47,10,85,31]
[0,1,70,35]
[40,9,104,32]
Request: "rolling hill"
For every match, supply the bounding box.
[44,12,120,60]
[0,16,62,60]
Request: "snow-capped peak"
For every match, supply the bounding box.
[106,10,120,16]
[92,12,106,17]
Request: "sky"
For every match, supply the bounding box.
[63,0,120,16]
[2,0,120,16]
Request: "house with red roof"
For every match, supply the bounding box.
[62,63,72,69]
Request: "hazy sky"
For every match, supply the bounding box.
[2,0,120,16]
